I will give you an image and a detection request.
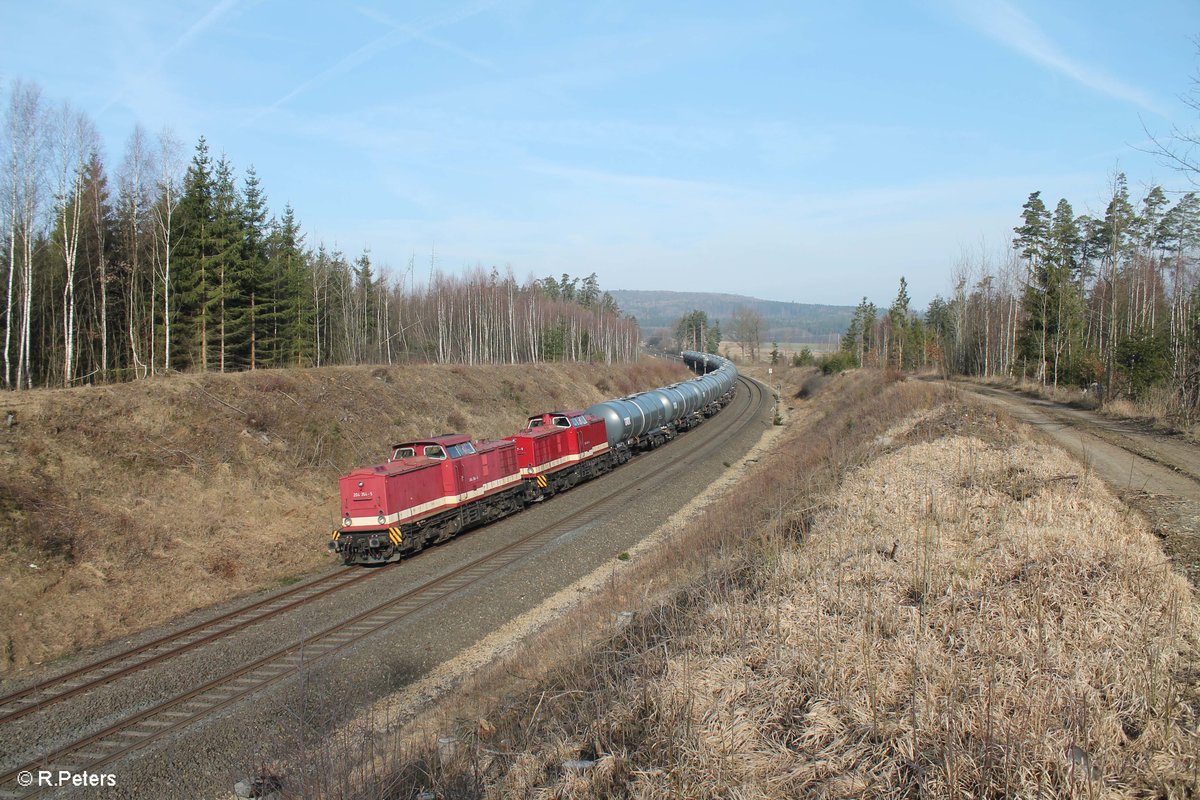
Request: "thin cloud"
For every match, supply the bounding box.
[101,0,243,114]
[945,0,1165,116]
[247,0,501,124]
[357,6,497,70]
[522,159,742,198]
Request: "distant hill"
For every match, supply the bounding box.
[610,290,853,343]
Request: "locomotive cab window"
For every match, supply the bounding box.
[527,418,544,428]
[571,416,587,427]
[553,415,570,428]
[424,445,447,460]
[461,442,476,455]
[393,446,416,459]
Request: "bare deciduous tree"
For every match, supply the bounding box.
[730,306,763,361]
[3,81,46,390]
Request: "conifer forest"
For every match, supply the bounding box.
[0,80,638,390]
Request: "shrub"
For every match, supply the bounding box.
[819,351,858,375]
[1116,330,1170,399]
[446,410,469,431]
[796,373,826,399]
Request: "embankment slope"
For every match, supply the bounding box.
[0,359,688,673]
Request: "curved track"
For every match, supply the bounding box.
[0,375,768,798]
[0,567,381,726]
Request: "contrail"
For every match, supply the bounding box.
[101,0,243,115]
[245,0,502,126]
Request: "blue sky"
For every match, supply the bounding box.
[3,1,1198,307]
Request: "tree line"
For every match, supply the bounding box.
[838,173,1200,415]
[1,79,637,390]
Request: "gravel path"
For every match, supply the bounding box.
[960,382,1200,587]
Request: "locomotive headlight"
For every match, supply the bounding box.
[343,515,352,527]
[377,513,386,525]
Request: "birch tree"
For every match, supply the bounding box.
[50,103,96,386]
[152,128,183,372]
[117,125,155,378]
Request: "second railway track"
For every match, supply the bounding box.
[0,565,382,727]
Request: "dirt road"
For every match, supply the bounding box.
[958,382,1200,587]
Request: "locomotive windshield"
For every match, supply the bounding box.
[445,442,477,458]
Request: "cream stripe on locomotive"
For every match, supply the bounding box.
[518,441,610,476]
[345,472,524,529]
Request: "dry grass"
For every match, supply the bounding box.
[337,379,1200,799]
[0,359,689,674]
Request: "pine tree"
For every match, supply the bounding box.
[1014,192,1054,382]
[209,155,245,371]
[79,152,116,380]
[538,275,560,300]
[888,277,911,368]
[674,310,719,353]
[267,204,311,367]
[238,166,270,369]
[842,297,876,366]
[172,137,216,371]
[1013,191,1051,276]
[1045,199,1084,384]
[579,272,600,307]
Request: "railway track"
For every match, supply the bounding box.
[0,566,381,727]
[0,375,766,798]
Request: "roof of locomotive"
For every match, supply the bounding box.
[343,433,518,481]
[389,433,472,450]
[513,410,596,436]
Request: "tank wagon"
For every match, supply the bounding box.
[329,352,738,565]
[584,350,737,454]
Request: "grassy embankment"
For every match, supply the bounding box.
[0,359,689,674]
[330,366,1198,799]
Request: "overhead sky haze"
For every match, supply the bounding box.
[3,0,1198,308]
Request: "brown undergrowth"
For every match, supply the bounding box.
[0,359,688,674]
[326,371,1199,799]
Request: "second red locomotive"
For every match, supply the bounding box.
[506,410,616,500]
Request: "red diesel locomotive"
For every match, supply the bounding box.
[330,410,612,565]
[507,410,619,499]
[329,351,739,566]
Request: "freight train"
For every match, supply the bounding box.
[328,351,738,565]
